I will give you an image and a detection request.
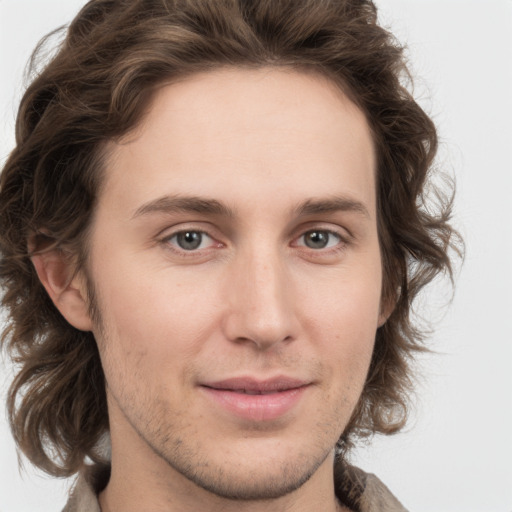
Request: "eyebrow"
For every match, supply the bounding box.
[132,194,370,220]
[293,196,370,219]
[132,195,235,219]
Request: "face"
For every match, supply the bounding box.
[84,68,384,501]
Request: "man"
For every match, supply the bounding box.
[0,1,458,511]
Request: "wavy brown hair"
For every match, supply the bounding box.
[0,0,459,477]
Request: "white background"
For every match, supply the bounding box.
[1,1,511,511]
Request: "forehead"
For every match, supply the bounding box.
[100,67,376,218]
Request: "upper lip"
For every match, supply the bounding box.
[201,376,310,394]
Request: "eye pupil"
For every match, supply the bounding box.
[177,231,202,250]
[305,231,329,249]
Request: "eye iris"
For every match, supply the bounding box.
[176,231,202,250]
[305,231,329,249]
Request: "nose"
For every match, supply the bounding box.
[222,249,299,351]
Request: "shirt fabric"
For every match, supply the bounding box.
[62,458,408,512]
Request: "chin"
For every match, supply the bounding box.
[167,450,328,501]
[141,424,336,502]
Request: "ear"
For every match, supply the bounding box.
[31,249,93,331]
[377,293,396,328]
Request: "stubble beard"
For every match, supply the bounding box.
[122,399,336,502]
[85,271,345,503]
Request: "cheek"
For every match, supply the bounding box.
[94,263,221,371]
[299,270,381,383]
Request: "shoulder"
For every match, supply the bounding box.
[61,476,100,512]
[334,458,409,512]
[61,465,109,512]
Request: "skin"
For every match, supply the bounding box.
[36,67,388,511]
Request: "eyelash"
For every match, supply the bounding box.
[159,227,350,258]
[160,230,221,258]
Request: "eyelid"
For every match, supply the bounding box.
[158,224,225,256]
[155,222,352,259]
[294,229,342,249]
[291,222,353,243]
[166,230,215,250]
[289,224,354,262]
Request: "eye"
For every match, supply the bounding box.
[297,230,342,250]
[166,230,214,251]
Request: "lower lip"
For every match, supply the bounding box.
[201,386,308,422]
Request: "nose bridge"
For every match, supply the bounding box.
[223,243,296,349]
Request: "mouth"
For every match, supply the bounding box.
[200,376,310,421]
[221,389,284,395]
